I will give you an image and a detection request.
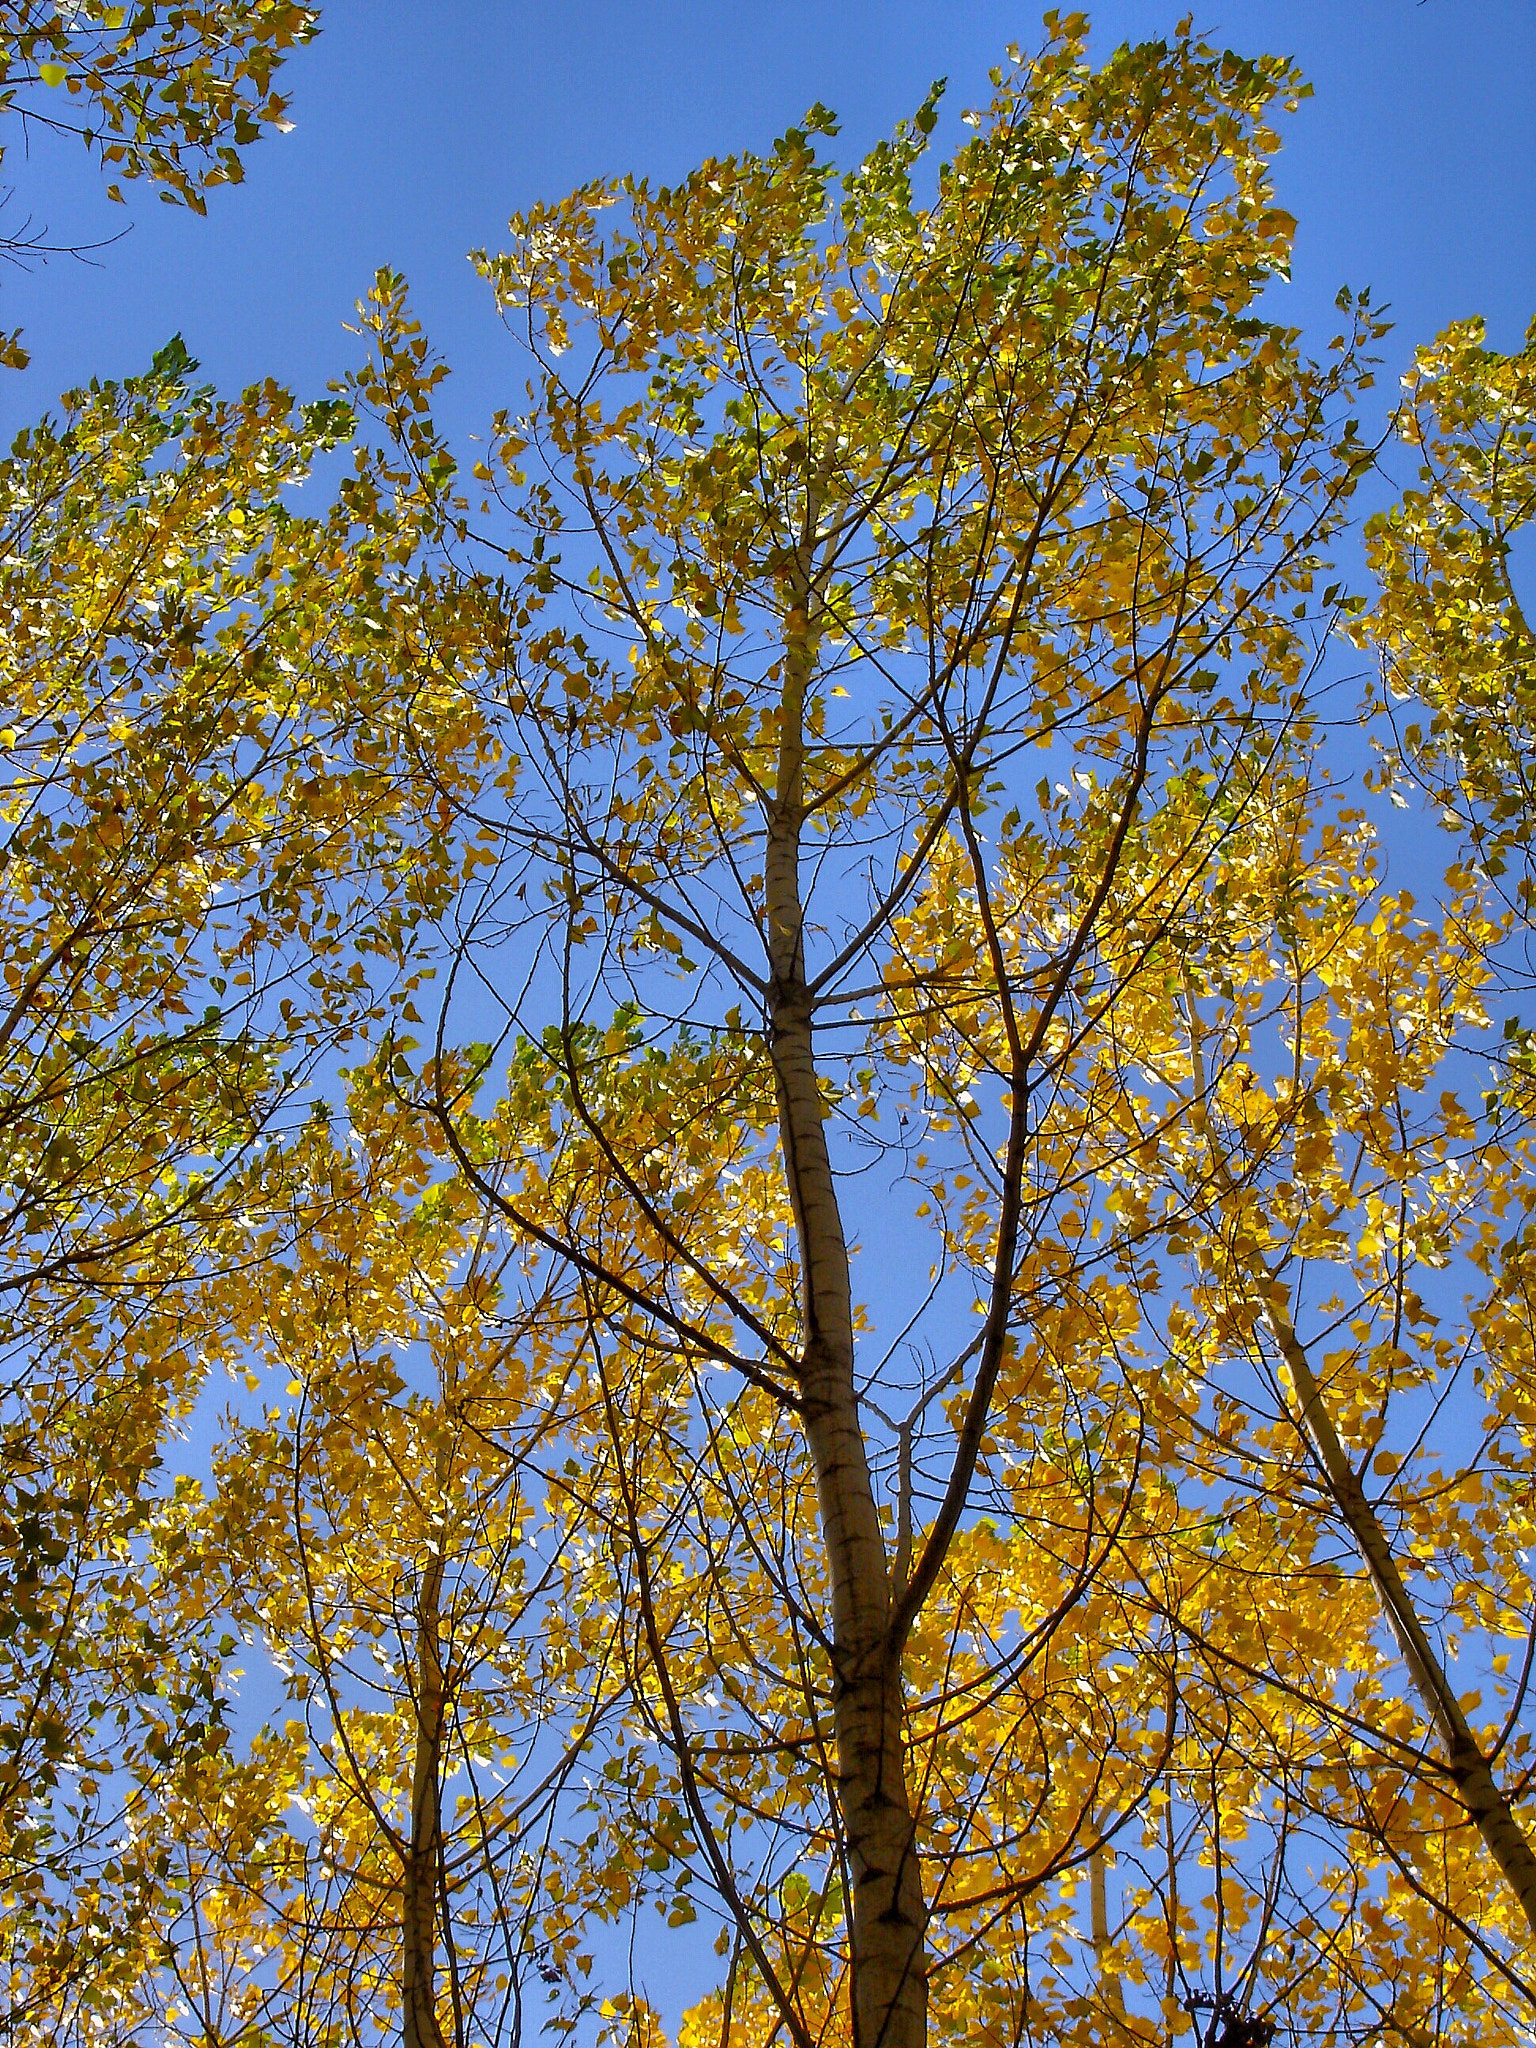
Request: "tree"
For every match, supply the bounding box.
[415,20,1400,2045]
[0,302,492,2032]
[15,18,1536,2048]
[0,1,320,365]
[1362,316,1536,885]
[153,1057,625,2048]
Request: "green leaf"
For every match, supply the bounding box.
[149,334,198,383]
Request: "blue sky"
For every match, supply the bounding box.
[3,1,1533,448]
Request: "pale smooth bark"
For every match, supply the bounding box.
[767,588,929,2048]
[1090,1848,1132,2040]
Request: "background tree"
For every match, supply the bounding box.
[0,1,320,364]
[0,302,492,2033]
[93,1056,619,2048]
[1361,316,1536,888]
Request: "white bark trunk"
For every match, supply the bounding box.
[766,591,929,2048]
[1090,1848,1130,2038]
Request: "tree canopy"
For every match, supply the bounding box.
[0,1,317,364]
[4,10,1536,2048]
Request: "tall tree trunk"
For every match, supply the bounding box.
[766,591,929,2048]
[1261,1286,1536,1935]
[1090,1847,1130,2039]
[403,1542,448,2048]
[1184,986,1536,1937]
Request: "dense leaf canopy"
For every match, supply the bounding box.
[4,11,1536,2048]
